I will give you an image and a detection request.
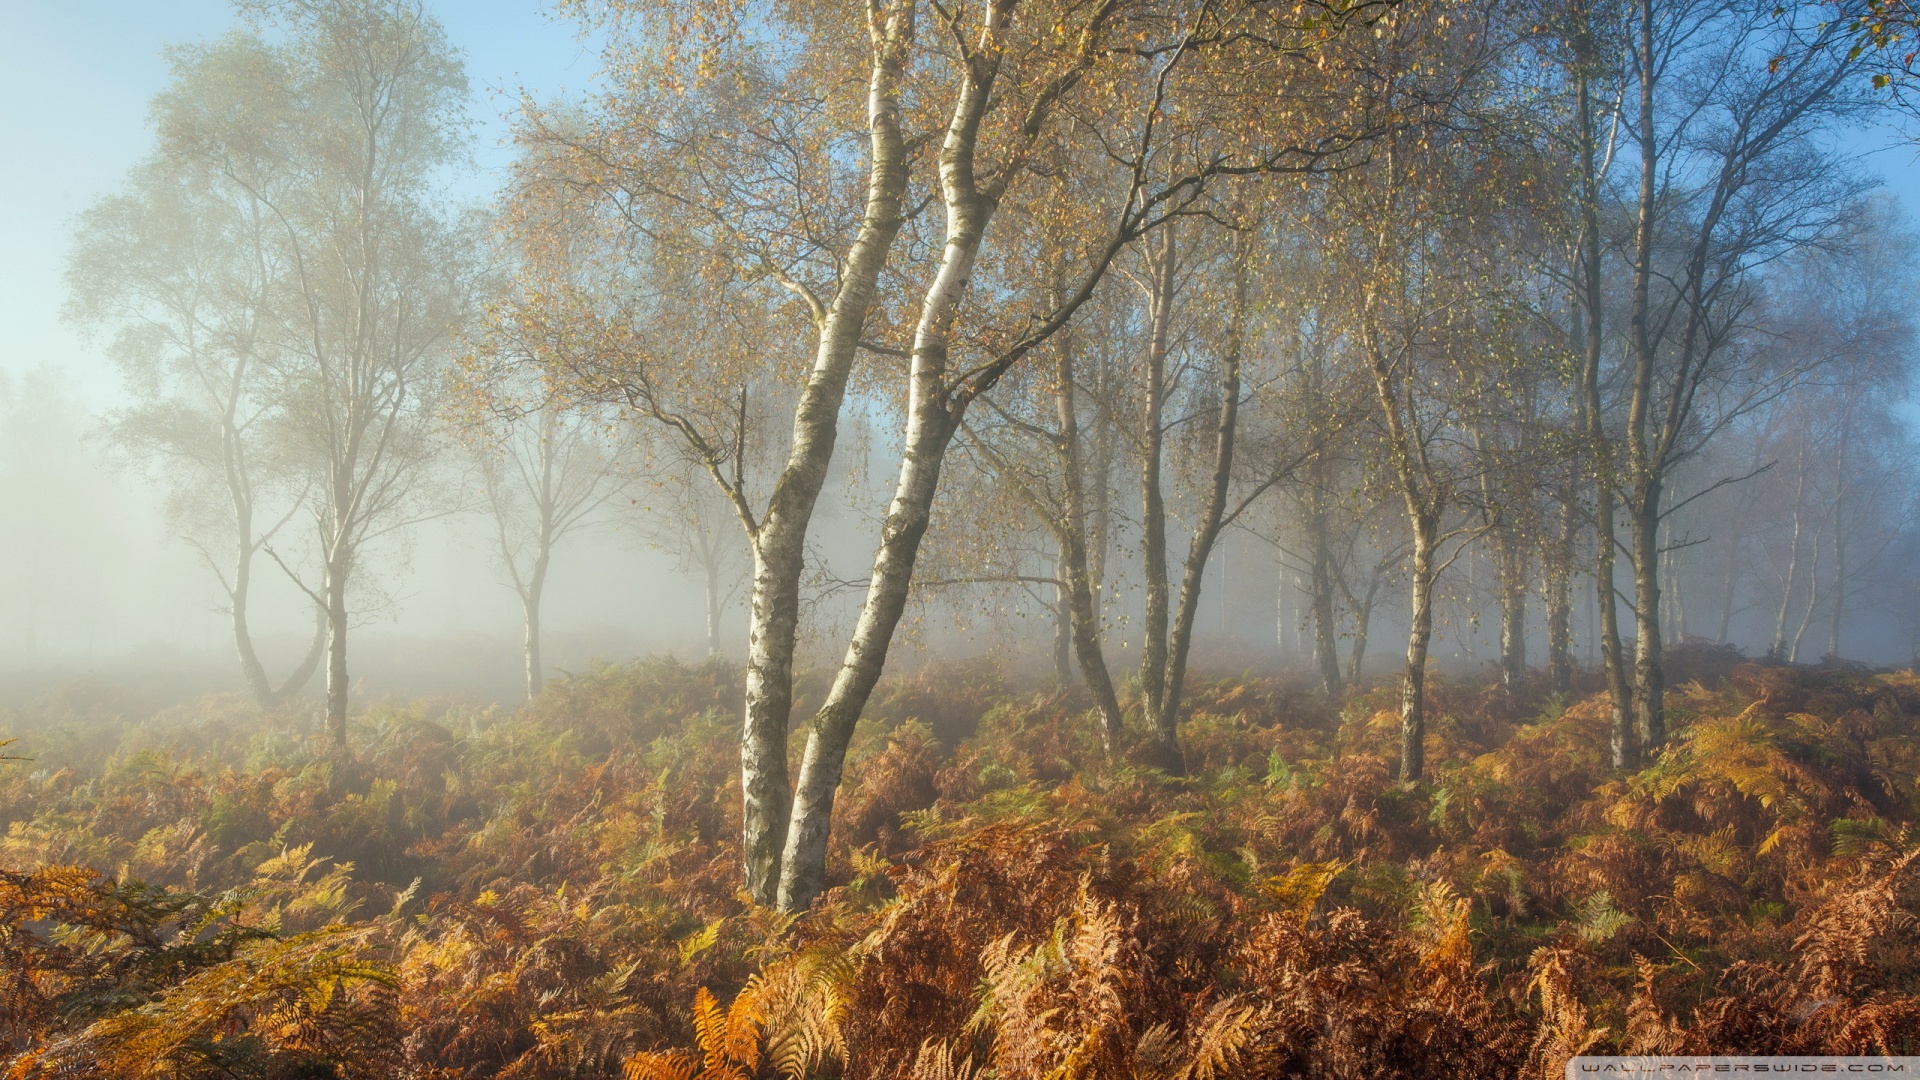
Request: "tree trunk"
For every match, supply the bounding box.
[523,544,550,700]
[1669,543,1689,641]
[275,604,327,703]
[776,241,975,912]
[1594,475,1634,769]
[1716,551,1740,645]
[1399,512,1438,782]
[777,39,1000,910]
[1052,564,1073,684]
[523,589,544,700]
[233,527,273,705]
[1577,49,1635,768]
[1346,565,1380,686]
[1790,524,1825,663]
[1625,0,1666,753]
[1497,530,1527,691]
[1772,450,1810,659]
[1828,529,1845,660]
[740,544,800,900]
[1546,492,1576,694]
[1059,529,1124,748]
[1051,342,1126,747]
[1057,521,1124,751]
[1151,253,1248,770]
[1310,505,1344,697]
[324,558,350,749]
[1828,400,1852,659]
[1138,229,1177,724]
[1714,483,1752,645]
[1276,556,1293,661]
[1087,347,1114,619]
[777,379,952,910]
[705,546,724,660]
[733,6,913,907]
[1630,478,1665,747]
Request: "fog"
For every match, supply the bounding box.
[0,1,683,704]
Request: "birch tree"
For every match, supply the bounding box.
[775,0,1389,909]
[1614,0,1869,749]
[1322,0,1537,780]
[167,0,476,749]
[502,0,917,906]
[466,400,630,700]
[68,52,326,707]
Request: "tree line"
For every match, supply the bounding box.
[63,0,1920,912]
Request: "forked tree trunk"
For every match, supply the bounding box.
[777,34,1004,910]
[776,0,1121,906]
[777,282,973,913]
[276,605,327,703]
[239,531,328,708]
[218,354,277,708]
[733,6,914,907]
[234,525,274,704]
[1790,524,1825,663]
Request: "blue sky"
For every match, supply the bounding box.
[0,0,602,399]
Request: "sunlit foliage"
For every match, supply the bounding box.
[1,654,1917,1076]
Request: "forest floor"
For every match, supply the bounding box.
[2,645,1918,1078]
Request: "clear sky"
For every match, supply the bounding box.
[0,0,604,398]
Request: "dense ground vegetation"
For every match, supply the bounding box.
[2,653,1917,1078]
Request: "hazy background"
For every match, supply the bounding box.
[5,0,1920,708]
[0,1,706,703]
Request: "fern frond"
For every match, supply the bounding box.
[624,1049,699,1080]
[908,1037,979,1080]
[1178,997,1261,1080]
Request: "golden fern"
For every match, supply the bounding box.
[624,1050,700,1080]
[1177,997,1262,1080]
[753,953,851,1080]
[691,985,758,1079]
[1526,946,1607,1078]
[624,952,849,1080]
[1260,860,1345,922]
[907,1038,979,1080]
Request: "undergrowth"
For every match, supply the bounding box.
[1,652,1917,1078]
